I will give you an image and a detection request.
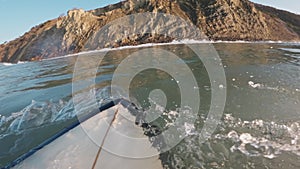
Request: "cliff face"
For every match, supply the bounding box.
[1,0,300,62]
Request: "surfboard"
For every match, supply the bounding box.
[8,99,163,169]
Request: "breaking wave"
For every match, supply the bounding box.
[219,114,300,158]
[161,112,300,169]
[43,39,300,61]
[0,86,123,138]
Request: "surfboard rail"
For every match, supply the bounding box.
[4,98,141,169]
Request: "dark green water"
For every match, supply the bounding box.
[0,43,300,168]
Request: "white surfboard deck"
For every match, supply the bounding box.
[13,104,163,169]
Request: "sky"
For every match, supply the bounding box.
[250,0,300,14]
[0,0,299,44]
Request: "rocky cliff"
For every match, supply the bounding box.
[1,0,300,62]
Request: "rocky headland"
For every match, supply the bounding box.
[0,0,300,62]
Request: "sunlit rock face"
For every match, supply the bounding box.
[1,0,300,62]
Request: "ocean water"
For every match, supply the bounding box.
[0,42,300,168]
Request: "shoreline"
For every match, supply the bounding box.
[1,39,300,64]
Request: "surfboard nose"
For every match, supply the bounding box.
[11,99,163,169]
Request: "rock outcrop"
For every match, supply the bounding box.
[0,0,300,62]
